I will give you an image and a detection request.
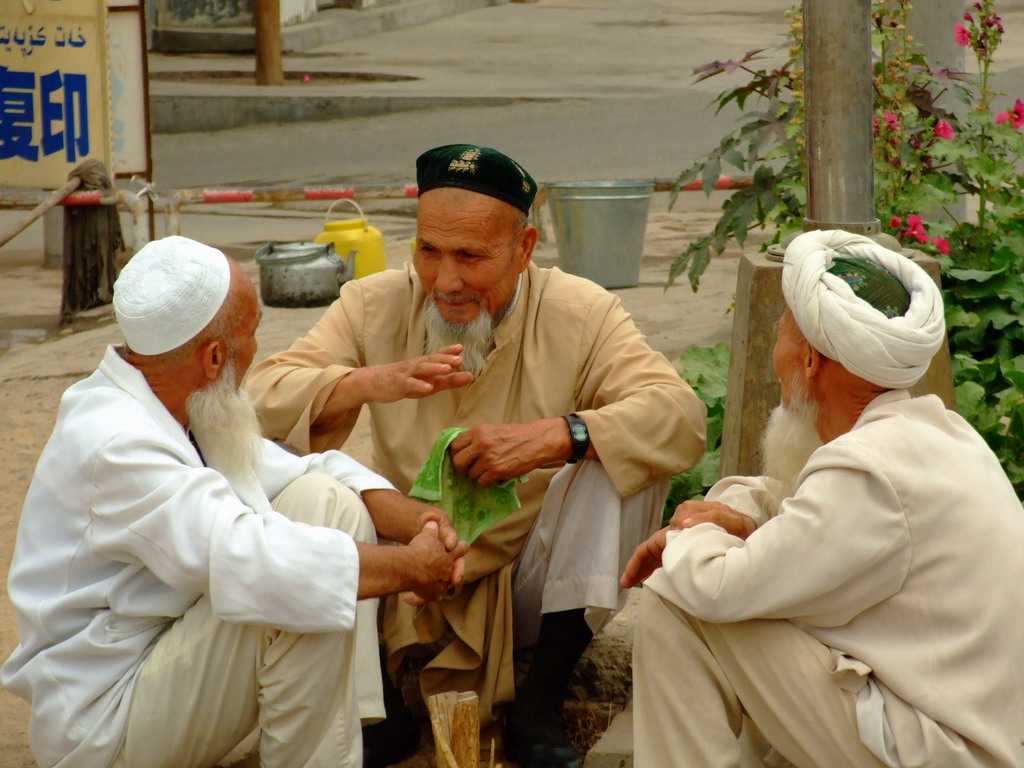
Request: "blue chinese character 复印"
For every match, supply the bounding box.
[0,66,38,161]
[41,69,89,162]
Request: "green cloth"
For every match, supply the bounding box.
[416,144,538,213]
[409,427,526,545]
[827,256,911,319]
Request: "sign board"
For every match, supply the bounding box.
[0,0,112,189]
[107,1,150,179]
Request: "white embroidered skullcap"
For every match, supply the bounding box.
[782,229,946,389]
[113,236,231,355]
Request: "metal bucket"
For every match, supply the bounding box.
[254,241,355,308]
[545,180,654,289]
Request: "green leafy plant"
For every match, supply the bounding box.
[663,342,730,523]
[671,0,1024,496]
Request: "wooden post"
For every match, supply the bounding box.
[254,0,284,86]
[428,691,480,768]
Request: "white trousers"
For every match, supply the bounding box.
[112,474,383,768]
[511,461,667,649]
[632,588,890,768]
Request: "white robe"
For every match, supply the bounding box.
[2,346,394,768]
[648,390,1024,767]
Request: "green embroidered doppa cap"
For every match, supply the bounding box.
[827,256,911,319]
[416,144,538,214]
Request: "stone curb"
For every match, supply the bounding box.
[153,0,508,54]
[150,94,558,134]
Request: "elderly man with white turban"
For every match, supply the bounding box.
[2,236,468,768]
[622,230,1024,768]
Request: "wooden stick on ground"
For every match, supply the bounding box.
[450,692,480,768]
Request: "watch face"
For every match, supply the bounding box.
[570,421,588,442]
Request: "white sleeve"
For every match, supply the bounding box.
[257,439,395,501]
[88,433,360,633]
[648,450,912,625]
[704,475,778,528]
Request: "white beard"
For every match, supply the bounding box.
[424,297,496,377]
[185,361,266,510]
[760,377,823,517]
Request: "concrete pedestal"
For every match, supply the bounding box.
[720,250,955,479]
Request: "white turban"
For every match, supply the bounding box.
[782,229,946,389]
[113,236,231,356]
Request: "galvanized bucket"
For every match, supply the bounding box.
[545,180,654,289]
[254,241,355,308]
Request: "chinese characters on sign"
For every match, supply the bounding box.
[0,0,110,188]
[1,66,90,163]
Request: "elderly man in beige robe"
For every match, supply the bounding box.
[623,230,1024,768]
[246,144,706,768]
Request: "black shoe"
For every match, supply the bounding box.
[503,705,583,768]
[362,709,420,768]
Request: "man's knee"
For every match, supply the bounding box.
[273,473,376,544]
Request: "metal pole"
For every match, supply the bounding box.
[803,0,879,234]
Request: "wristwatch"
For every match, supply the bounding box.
[563,413,590,464]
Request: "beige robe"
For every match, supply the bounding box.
[246,261,706,724]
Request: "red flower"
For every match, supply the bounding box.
[964,11,974,22]
[996,98,1024,129]
[933,237,951,255]
[889,216,902,229]
[955,24,971,46]
[934,119,955,140]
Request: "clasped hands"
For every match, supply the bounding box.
[619,500,756,589]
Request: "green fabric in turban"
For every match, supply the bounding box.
[416,144,538,213]
[826,256,911,319]
[409,427,527,545]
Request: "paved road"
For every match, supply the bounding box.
[150,0,798,188]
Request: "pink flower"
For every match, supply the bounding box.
[934,119,955,140]
[997,99,1024,129]
[906,214,923,227]
[964,11,974,22]
[883,109,899,126]
[955,24,971,46]
[889,216,902,229]
[933,237,950,255]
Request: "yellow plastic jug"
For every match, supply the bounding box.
[314,199,386,281]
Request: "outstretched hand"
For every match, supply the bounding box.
[368,344,474,403]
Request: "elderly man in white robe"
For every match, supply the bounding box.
[2,236,467,768]
[623,230,1024,768]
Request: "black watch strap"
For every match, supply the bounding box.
[563,412,590,464]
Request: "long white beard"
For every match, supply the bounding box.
[185,361,266,510]
[760,377,823,517]
[424,297,496,377]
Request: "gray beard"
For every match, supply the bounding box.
[760,379,823,517]
[424,299,496,377]
[185,361,264,505]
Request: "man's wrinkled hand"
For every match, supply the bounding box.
[620,527,670,589]
[449,419,564,486]
[368,344,474,403]
[418,506,459,551]
[669,500,756,540]
[404,521,468,604]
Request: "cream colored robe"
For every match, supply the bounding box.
[246,262,706,723]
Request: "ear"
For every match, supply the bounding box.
[197,338,226,383]
[517,225,538,270]
[803,339,823,384]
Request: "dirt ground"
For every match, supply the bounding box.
[0,193,746,766]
